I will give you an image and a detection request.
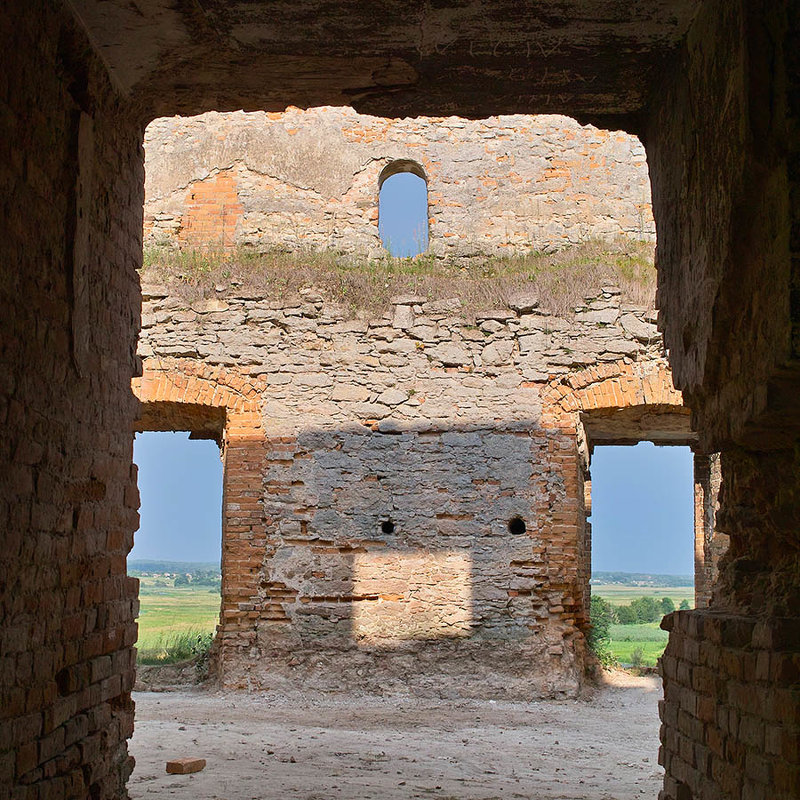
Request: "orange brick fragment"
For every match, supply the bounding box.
[166,758,206,774]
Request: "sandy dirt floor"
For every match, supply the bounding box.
[128,672,663,800]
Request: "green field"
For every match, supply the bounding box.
[135,572,691,668]
[592,585,694,667]
[591,584,694,607]
[607,622,670,667]
[136,579,220,661]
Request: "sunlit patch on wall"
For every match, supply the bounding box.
[352,549,472,645]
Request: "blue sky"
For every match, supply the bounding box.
[379,171,428,257]
[131,433,694,576]
[132,432,223,563]
[590,442,694,574]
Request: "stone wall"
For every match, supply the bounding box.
[136,105,706,699]
[134,281,688,697]
[647,0,796,453]
[143,108,655,258]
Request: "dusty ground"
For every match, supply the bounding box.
[129,671,663,800]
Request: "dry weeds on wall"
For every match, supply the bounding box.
[140,238,656,319]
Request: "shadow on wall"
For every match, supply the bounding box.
[219,419,584,697]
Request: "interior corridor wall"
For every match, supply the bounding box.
[645,3,800,797]
[0,1,144,796]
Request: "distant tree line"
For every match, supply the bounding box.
[129,559,220,575]
[174,570,220,587]
[600,595,691,625]
[591,571,694,587]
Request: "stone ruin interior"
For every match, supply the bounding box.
[1,1,799,799]
[135,106,713,702]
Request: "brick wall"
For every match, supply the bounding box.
[178,173,244,248]
[0,1,143,797]
[143,108,655,258]
[660,610,800,800]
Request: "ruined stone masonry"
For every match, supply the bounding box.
[134,268,690,697]
[144,107,655,258]
[133,107,701,698]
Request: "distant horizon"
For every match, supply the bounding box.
[128,557,692,580]
[129,558,220,569]
[132,435,695,576]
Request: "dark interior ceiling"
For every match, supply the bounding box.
[67,0,699,129]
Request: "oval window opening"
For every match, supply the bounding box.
[378,166,428,257]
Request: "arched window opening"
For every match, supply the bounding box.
[378,160,428,257]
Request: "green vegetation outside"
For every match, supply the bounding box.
[590,591,693,668]
[608,623,671,667]
[590,583,694,608]
[133,562,692,669]
[135,570,221,664]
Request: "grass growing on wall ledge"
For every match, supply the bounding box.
[140,238,655,319]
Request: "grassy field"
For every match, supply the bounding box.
[135,577,691,667]
[607,622,670,667]
[591,584,694,608]
[592,586,693,667]
[136,580,220,662]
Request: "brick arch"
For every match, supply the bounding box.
[541,359,685,432]
[539,359,693,640]
[132,359,261,416]
[131,359,267,679]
